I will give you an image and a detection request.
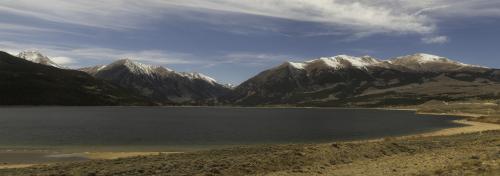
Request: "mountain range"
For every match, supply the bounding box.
[3,50,500,106]
[233,53,500,107]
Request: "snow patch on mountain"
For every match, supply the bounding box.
[287,62,306,69]
[96,65,108,72]
[119,59,163,75]
[90,59,219,84]
[417,53,446,63]
[286,55,381,70]
[391,53,472,66]
[283,53,485,72]
[180,72,217,84]
[17,51,61,68]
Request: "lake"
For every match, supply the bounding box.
[0,107,464,164]
[0,107,462,148]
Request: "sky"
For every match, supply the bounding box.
[1,0,500,85]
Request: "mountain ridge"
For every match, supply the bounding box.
[80,59,231,105]
[232,53,500,106]
[3,50,499,106]
[283,53,482,72]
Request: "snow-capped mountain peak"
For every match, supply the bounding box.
[79,58,230,103]
[415,53,446,63]
[286,61,306,69]
[180,72,217,84]
[281,53,486,73]
[83,58,219,85]
[109,59,167,75]
[390,53,473,67]
[17,50,61,68]
[285,55,381,70]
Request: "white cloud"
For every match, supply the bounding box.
[421,36,449,44]
[1,0,499,47]
[161,0,435,35]
[1,40,299,70]
[1,0,499,37]
[51,57,76,65]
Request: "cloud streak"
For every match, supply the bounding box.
[162,0,435,35]
[421,36,448,44]
[2,0,499,38]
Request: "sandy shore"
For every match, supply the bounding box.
[416,120,500,137]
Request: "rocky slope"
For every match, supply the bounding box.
[232,53,500,106]
[0,51,150,105]
[80,59,231,105]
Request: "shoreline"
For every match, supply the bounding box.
[384,119,500,140]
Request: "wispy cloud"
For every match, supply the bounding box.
[1,40,298,71]
[421,36,449,44]
[220,52,293,66]
[2,0,500,40]
[162,0,435,35]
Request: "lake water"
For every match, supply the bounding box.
[0,107,462,148]
[0,107,463,164]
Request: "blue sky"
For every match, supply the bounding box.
[1,0,500,85]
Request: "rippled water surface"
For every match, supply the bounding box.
[0,107,462,148]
